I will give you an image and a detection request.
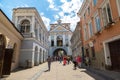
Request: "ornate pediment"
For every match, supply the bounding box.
[50,26,69,32]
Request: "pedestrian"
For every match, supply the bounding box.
[59,56,62,63]
[63,56,67,65]
[85,56,90,67]
[76,55,82,68]
[47,56,51,71]
[72,56,77,70]
[67,56,70,64]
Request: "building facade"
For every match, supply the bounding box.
[12,7,49,68]
[0,9,23,77]
[78,0,120,71]
[49,20,72,57]
[71,22,82,57]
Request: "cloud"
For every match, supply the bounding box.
[60,14,80,31]
[58,11,64,17]
[41,13,51,31]
[54,15,60,20]
[57,0,82,31]
[47,0,59,11]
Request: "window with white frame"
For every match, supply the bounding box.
[20,19,30,33]
[83,25,88,41]
[116,0,120,16]
[102,2,112,26]
[88,6,90,15]
[88,21,93,37]
[84,12,86,20]
[95,15,101,32]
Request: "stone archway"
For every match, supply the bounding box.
[53,48,67,57]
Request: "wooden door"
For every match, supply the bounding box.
[0,34,6,77]
[109,39,120,70]
[2,49,13,75]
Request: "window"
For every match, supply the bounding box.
[65,36,69,46]
[89,22,93,37]
[84,13,86,20]
[20,20,30,33]
[102,2,113,26]
[51,40,54,46]
[51,36,54,46]
[95,15,101,32]
[116,0,120,16]
[93,0,98,6]
[57,35,63,46]
[83,26,88,41]
[35,27,38,39]
[88,7,90,15]
[91,47,95,57]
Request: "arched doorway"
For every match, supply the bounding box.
[39,48,41,64]
[34,46,38,66]
[53,48,67,57]
[0,34,6,77]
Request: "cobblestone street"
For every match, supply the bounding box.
[4,62,107,80]
[37,62,105,80]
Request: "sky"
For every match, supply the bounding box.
[0,0,83,31]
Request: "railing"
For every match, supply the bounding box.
[22,33,32,38]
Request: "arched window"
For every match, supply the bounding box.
[57,35,63,46]
[20,20,30,33]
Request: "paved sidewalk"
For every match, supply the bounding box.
[4,63,47,80]
[37,62,105,80]
[85,66,120,80]
[2,61,120,80]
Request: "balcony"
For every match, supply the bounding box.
[22,33,32,38]
[104,21,115,29]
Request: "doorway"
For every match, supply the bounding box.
[53,48,67,57]
[109,39,120,71]
[0,34,6,77]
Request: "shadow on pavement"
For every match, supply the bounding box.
[12,67,31,73]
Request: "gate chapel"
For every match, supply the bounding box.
[49,20,72,57]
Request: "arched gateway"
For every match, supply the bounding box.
[53,48,67,57]
[49,20,72,57]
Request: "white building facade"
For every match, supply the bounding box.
[12,7,49,68]
[49,20,72,57]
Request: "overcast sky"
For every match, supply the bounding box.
[0,0,83,31]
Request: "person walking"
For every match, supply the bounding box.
[76,55,82,68]
[59,56,62,63]
[47,56,51,71]
[67,56,70,64]
[73,56,77,70]
[63,56,67,65]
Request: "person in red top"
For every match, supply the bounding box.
[76,55,82,68]
[63,56,67,65]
